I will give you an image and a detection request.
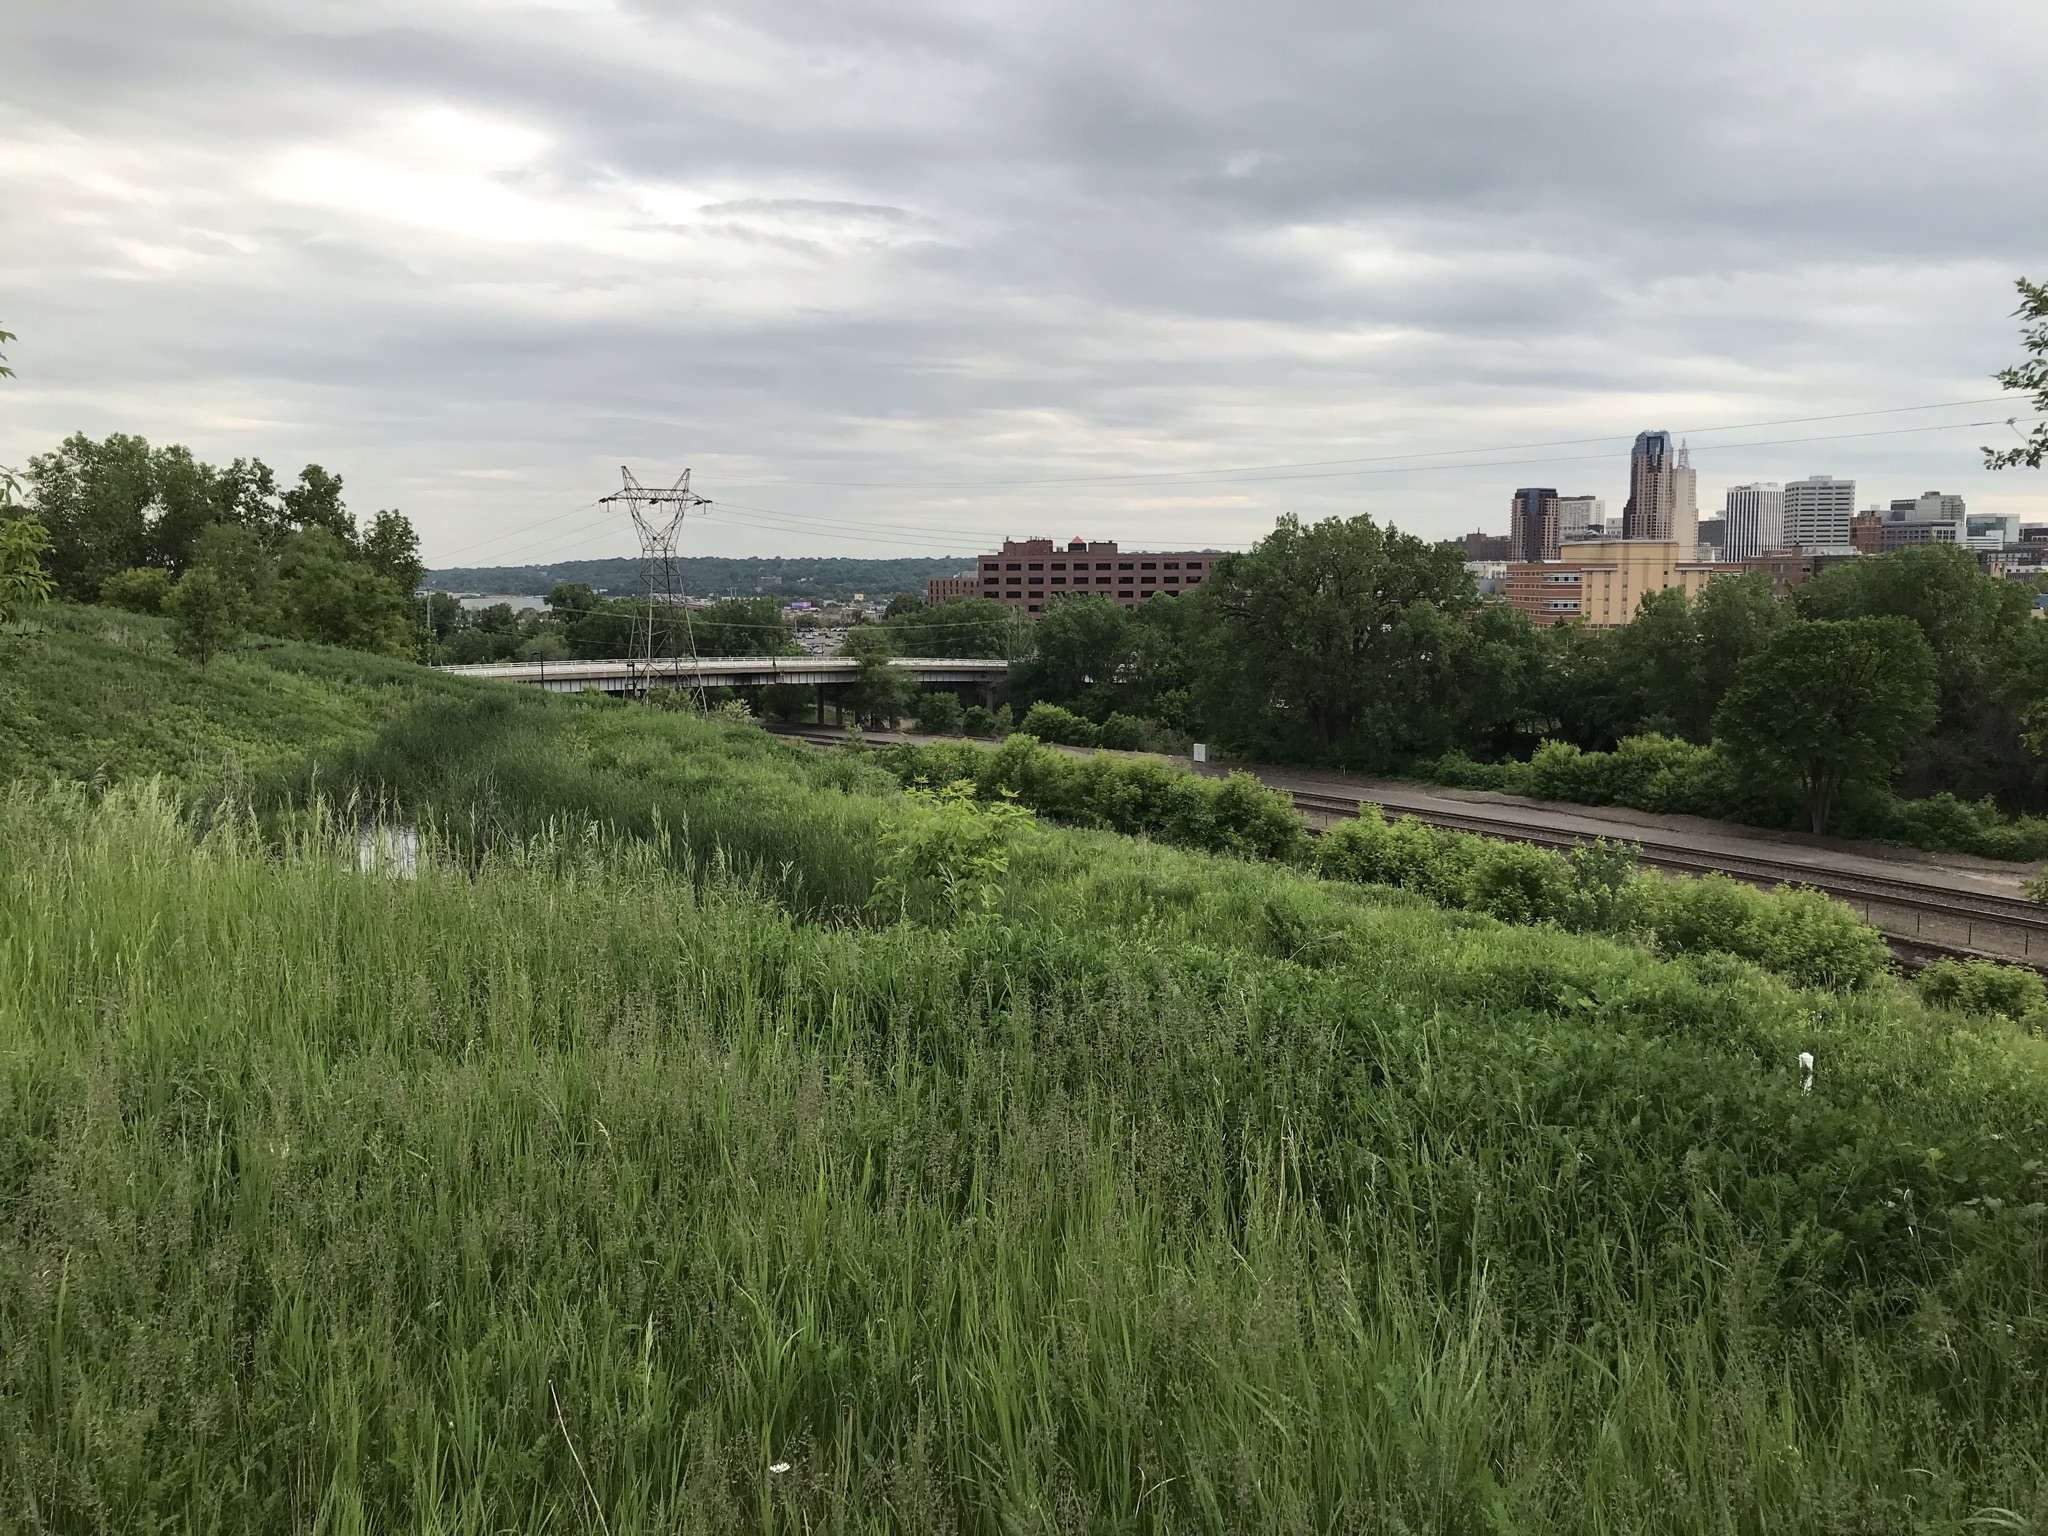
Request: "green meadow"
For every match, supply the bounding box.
[2,609,2046,1532]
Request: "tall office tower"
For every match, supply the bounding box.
[1723,482,1786,561]
[1672,441,1699,553]
[1782,475,1857,550]
[1622,431,1677,540]
[1557,494,1604,537]
[1510,487,1561,562]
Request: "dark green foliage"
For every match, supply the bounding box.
[839,625,916,728]
[689,596,797,657]
[961,703,998,737]
[1019,700,1099,746]
[910,689,964,735]
[96,565,173,614]
[163,565,246,663]
[1717,617,1940,834]
[882,595,1026,659]
[1097,711,1145,750]
[760,681,817,723]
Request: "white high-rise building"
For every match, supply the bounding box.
[1783,475,1857,551]
[1673,442,1699,556]
[1723,483,1785,561]
[1558,495,1607,543]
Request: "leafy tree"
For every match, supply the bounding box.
[883,596,1025,660]
[912,690,965,735]
[99,566,175,615]
[358,508,425,594]
[0,320,13,378]
[1196,515,1476,762]
[882,591,924,619]
[546,582,600,616]
[1983,275,2048,471]
[841,625,916,728]
[1715,616,1939,834]
[281,464,351,539]
[163,566,247,664]
[690,597,795,657]
[0,513,56,627]
[190,522,280,632]
[425,591,465,640]
[1015,594,1133,710]
[277,529,415,657]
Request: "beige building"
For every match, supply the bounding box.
[1505,540,1743,628]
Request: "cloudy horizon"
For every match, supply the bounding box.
[3,0,2045,568]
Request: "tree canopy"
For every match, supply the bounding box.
[1715,616,1940,834]
[1984,275,2048,471]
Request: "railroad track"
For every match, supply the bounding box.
[1289,789,2048,970]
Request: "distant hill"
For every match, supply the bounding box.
[425,556,978,604]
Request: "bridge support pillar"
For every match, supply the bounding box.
[815,682,825,725]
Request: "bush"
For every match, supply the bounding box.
[1098,712,1146,751]
[1915,957,2047,1020]
[912,690,965,736]
[759,682,815,723]
[1315,808,1886,989]
[1020,701,1100,747]
[880,735,1308,863]
[99,565,174,615]
[961,704,998,737]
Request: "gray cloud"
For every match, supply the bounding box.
[2,0,2044,566]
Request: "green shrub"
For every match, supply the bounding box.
[1916,956,2048,1020]
[961,703,997,736]
[880,735,1308,863]
[912,689,965,735]
[759,681,815,723]
[1098,711,1145,751]
[99,565,174,615]
[1314,809,1887,988]
[1021,700,1100,746]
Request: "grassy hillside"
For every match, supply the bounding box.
[0,605,470,785]
[3,618,2047,1531]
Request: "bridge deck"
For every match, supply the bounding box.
[439,656,1008,692]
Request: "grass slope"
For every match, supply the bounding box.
[2,620,2047,1531]
[0,606,474,786]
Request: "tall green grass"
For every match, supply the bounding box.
[4,780,2047,1532]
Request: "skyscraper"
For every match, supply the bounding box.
[1723,483,1785,561]
[1509,487,1561,562]
[1783,475,1857,550]
[1622,431,1677,540]
[1558,495,1605,541]
[1672,441,1699,554]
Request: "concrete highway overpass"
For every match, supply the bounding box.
[439,655,1009,695]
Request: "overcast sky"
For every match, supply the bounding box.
[3,0,2045,568]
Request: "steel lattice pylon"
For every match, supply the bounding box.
[600,466,712,701]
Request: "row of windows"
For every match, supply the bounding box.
[983,560,1205,573]
[988,574,1201,588]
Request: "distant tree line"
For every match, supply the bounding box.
[425,554,974,605]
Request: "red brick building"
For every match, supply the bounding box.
[924,574,978,605]
[976,538,1220,614]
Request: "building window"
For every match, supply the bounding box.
[1140,562,1155,570]
[1164,575,1179,584]
[1141,576,1155,585]
[1005,563,1021,571]
[1028,576,1042,585]
[1186,575,1201,584]
[1097,576,1112,584]
[1051,576,1066,585]
[1186,562,1203,570]
[1118,562,1134,570]
[1028,563,1042,571]
[1006,577,1021,586]
[1051,562,1065,571]
[1164,561,1179,569]
[1027,604,1040,612]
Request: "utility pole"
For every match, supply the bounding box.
[601,467,711,704]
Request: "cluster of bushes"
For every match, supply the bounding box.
[879,735,1307,862]
[1428,734,2048,861]
[1018,701,1148,750]
[878,734,1890,989]
[1315,807,1891,989]
[1914,955,2048,1027]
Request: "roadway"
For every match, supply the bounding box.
[439,655,1009,694]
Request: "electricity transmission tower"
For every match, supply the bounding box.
[600,466,712,700]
